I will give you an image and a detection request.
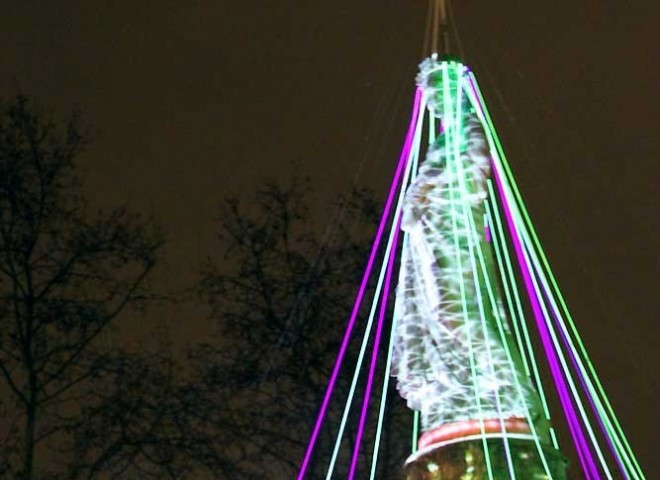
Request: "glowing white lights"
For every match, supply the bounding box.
[391,58,543,434]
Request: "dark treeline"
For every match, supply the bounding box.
[0,95,414,479]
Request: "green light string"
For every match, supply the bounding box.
[472,74,637,478]
[485,180,558,450]
[459,200,546,479]
[412,411,420,453]
[516,212,614,479]
[321,180,395,479]
[467,71,644,480]
[454,69,556,477]
[502,185,599,473]
[514,210,635,479]
[476,201,555,477]
[323,95,427,480]
[368,102,427,480]
[449,185,519,477]
[441,61,494,480]
[450,65,507,480]
[510,195,641,478]
[484,202,531,377]
[474,200,555,478]
[472,77,628,478]
[408,81,437,457]
[489,149,614,478]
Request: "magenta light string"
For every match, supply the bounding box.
[466,72,598,477]
[491,161,600,480]
[521,235,598,479]
[540,280,626,476]
[296,87,423,480]
[495,170,593,477]
[492,163,594,478]
[347,218,402,480]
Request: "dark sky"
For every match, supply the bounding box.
[1,0,658,477]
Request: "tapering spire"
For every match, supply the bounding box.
[428,0,451,57]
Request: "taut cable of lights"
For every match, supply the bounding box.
[366,97,426,480]
[443,62,495,479]
[296,88,423,479]
[467,73,599,477]
[347,220,402,480]
[297,35,644,476]
[467,69,644,479]
[323,93,426,480]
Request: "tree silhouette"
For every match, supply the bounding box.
[0,95,429,478]
[195,181,413,479]
[0,96,162,479]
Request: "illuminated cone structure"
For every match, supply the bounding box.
[392,56,567,479]
[296,55,645,480]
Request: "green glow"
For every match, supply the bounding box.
[441,61,495,480]
[483,137,613,476]
[395,59,644,479]
[453,66,507,480]
[488,130,607,474]
[397,59,543,437]
[467,205,549,479]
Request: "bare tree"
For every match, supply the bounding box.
[0,93,419,478]
[196,181,413,479]
[0,96,162,480]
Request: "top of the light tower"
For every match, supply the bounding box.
[426,0,452,58]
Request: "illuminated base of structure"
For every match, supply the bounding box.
[417,418,532,450]
[404,427,567,479]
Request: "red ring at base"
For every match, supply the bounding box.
[418,417,531,450]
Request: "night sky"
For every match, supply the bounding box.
[2,1,658,477]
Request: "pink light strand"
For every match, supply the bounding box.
[347,218,402,480]
[491,158,600,480]
[465,72,599,477]
[541,273,627,476]
[296,87,423,480]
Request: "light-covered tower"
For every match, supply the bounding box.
[391,56,567,479]
[296,3,646,478]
